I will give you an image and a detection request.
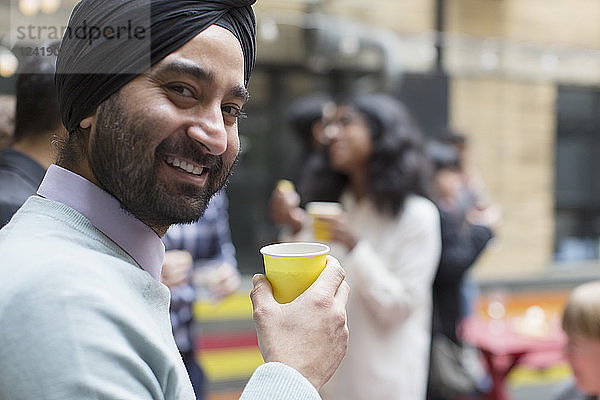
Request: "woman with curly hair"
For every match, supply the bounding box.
[272,92,441,399]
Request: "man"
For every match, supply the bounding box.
[426,141,492,399]
[0,1,349,399]
[0,44,62,228]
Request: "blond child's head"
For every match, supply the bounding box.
[562,280,600,395]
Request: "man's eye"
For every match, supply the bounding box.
[222,105,247,120]
[166,84,195,98]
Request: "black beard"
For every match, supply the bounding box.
[88,92,236,229]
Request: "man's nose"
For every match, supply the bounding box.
[187,106,228,155]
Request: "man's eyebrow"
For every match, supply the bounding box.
[152,60,249,103]
[231,84,250,104]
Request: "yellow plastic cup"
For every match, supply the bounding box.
[260,242,330,304]
[306,202,343,242]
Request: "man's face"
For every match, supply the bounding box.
[434,168,462,201]
[85,25,248,233]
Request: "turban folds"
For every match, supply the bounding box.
[56,0,256,133]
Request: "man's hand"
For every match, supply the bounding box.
[467,203,502,231]
[160,250,193,288]
[250,256,350,390]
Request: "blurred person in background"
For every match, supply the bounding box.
[273,92,441,400]
[161,189,240,400]
[425,140,495,400]
[442,131,501,243]
[440,130,501,323]
[269,92,339,235]
[0,94,15,151]
[553,280,600,400]
[439,130,488,215]
[286,92,331,155]
[287,92,339,206]
[0,44,62,228]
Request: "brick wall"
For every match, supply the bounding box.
[445,0,600,278]
[449,77,556,278]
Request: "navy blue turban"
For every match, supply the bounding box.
[56,0,256,133]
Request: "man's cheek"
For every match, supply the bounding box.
[225,138,240,166]
[229,134,240,155]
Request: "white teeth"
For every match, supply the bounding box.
[166,156,204,176]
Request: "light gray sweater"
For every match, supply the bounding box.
[0,196,320,400]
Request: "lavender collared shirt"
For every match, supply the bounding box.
[37,164,165,280]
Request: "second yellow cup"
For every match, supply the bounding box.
[260,242,330,303]
[306,202,343,242]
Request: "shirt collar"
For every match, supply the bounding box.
[37,164,165,280]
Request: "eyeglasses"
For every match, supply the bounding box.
[321,113,361,129]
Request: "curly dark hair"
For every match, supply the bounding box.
[299,92,432,216]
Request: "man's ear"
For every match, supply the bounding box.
[80,116,93,129]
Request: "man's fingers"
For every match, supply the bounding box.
[250,274,276,311]
[311,256,346,298]
[334,279,350,306]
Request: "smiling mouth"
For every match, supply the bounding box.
[165,155,206,176]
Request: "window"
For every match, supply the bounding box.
[554,86,600,262]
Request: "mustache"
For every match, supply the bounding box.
[155,138,221,169]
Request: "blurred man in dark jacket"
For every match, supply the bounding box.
[0,43,62,228]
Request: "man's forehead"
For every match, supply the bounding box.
[164,26,243,74]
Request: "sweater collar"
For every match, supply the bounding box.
[37,164,164,280]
